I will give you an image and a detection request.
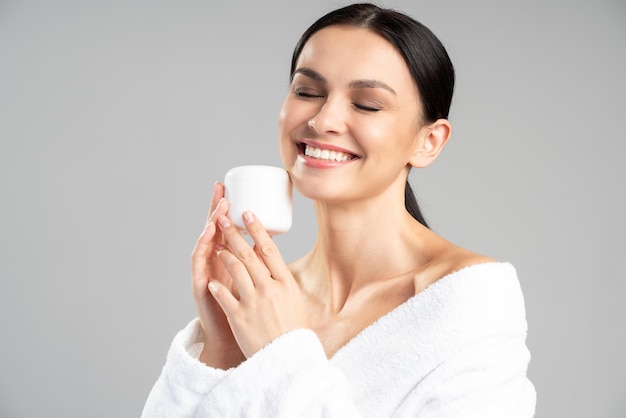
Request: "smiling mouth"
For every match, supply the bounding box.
[298,143,359,162]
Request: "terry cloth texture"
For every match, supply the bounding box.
[142,262,536,417]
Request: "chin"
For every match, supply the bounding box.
[291,176,350,205]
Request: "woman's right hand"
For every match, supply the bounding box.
[191,181,244,369]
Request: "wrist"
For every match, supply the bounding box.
[199,345,245,369]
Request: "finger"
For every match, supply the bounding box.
[200,198,229,255]
[191,221,217,290]
[191,199,229,287]
[208,280,239,317]
[193,199,228,269]
[206,182,225,225]
[242,211,291,281]
[216,245,255,299]
[207,197,229,230]
[217,214,272,286]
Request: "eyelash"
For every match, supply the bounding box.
[294,90,381,113]
[353,103,381,113]
[294,90,322,99]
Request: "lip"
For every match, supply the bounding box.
[295,139,361,169]
[297,139,361,157]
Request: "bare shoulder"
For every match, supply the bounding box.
[413,243,496,294]
[449,249,496,272]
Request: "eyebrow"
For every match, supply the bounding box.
[293,67,397,95]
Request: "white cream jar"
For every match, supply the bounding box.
[224,165,292,235]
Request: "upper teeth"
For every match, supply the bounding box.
[304,145,352,162]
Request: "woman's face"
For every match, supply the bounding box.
[278,25,425,205]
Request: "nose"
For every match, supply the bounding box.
[307,98,347,135]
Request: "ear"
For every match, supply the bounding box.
[409,118,451,168]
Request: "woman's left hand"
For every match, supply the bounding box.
[208,209,310,358]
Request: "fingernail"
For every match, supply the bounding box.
[218,215,231,229]
[208,281,219,293]
[243,211,255,224]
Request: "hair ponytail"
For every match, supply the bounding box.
[405,180,429,228]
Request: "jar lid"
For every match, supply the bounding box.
[225,165,290,182]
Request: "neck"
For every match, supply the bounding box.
[297,194,435,312]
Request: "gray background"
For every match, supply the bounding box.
[1,0,624,417]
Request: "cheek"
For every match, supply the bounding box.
[354,118,395,154]
[358,118,419,167]
[278,100,297,167]
[278,97,288,132]
[278,97,298,139]
[278,97,311,147]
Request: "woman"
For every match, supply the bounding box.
[142,3,536,417]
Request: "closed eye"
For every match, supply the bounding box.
[353,103,381,112]
[295,91,323,98]
[293,86,324,99]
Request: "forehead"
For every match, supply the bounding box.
[296,25,416,91]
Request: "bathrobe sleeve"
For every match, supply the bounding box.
[388,263,536,417]
[414,335,536,418]
[393,317,536,418]
[141,318,362,418]
[140,319,227,418]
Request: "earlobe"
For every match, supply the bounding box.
[409,119,451,168]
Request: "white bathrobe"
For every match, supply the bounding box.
[142,262,536,417]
